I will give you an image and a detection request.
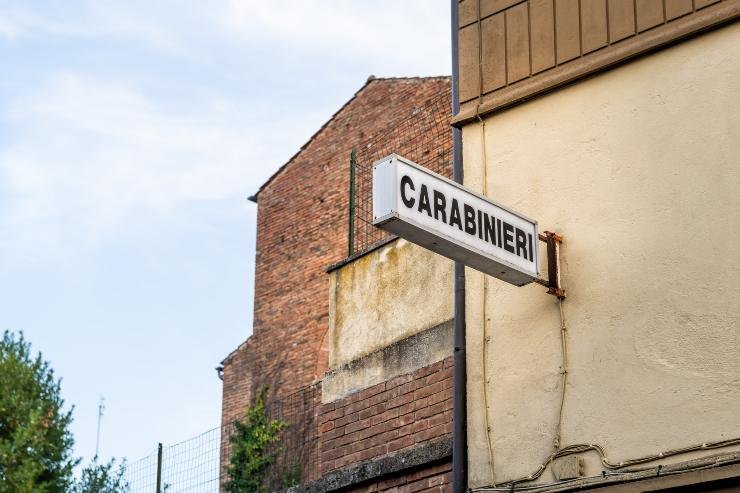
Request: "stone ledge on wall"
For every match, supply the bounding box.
[322,320,453,403]
[283,436,452,493]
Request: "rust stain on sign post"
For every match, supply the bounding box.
[533,231,566,299]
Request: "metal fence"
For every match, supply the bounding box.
[125,384,319,493]
[257,384,320,489]
[348,90,453,257]
[126,429,221,493]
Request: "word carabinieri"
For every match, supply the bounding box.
[399,174,535,263]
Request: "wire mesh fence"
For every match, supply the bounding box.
[262,384,320,488]
[348,90,453,257]
[167,428,223,492]
[125,447,160,492]
[124,384,319,493]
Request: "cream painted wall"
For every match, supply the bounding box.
[462,23,740,488]
[328,238,453,368]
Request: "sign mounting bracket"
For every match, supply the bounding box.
[532,231,566,299]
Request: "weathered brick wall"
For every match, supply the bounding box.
[220,77,452,485]
[319,357,453,474]
[221,77,451,427]
[345,462,452,493]
[220,339,254,435]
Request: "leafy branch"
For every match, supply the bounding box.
[225,386,287,493]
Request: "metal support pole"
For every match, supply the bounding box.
[156,442,163,493]
[451,0,468,491]
[348,148,357,257]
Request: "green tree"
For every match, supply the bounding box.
[0,330,77,492]
[72,458,129,493]
[225,386,287,493]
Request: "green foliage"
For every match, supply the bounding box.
[282,460,301,489]
[225,386,287,493]
[0,330,78,493]
[72,458,129,493]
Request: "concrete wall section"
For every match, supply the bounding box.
[462,23,740,487]
[329,239,454,368]
[322,320,452,403]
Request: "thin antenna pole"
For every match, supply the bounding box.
[95,396,105,459]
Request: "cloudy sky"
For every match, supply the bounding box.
[0,0,451,466]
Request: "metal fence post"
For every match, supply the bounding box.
[348,148,357,257]
[156,442,163,493]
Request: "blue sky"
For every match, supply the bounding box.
[0,1,451,466]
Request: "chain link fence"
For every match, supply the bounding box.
[348,90,453,257]
[125,384,319,493]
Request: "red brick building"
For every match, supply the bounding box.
[220,76,454,491]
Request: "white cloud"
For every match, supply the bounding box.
[1,1,450,75]
[0,1,179,52]
[0,1,452,257]
[0,16,21,39]
[221,0,450,75]
[0,73,309,247]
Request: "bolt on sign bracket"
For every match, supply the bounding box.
[532,231,566,299]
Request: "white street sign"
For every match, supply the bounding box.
[373,154,539,286]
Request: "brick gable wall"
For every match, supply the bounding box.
[221,77,451,425]
[220,78,452,487]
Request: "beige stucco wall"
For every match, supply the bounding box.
[328,238,453,368]
[462,23,740,488]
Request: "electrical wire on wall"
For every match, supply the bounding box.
[479,118,495,484]
[553,299,568,453]
[471,451,740,492]
[475,0,496,482]
[471,439,740,491]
